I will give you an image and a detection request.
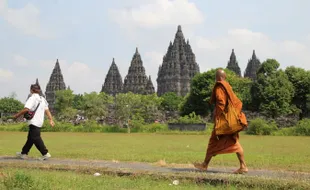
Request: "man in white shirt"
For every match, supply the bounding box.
[13,84,55,160]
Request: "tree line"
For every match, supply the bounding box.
[1,59,309,125]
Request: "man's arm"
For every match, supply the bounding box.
[13,108,29,119]
[45,109,55,127]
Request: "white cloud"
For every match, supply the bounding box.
[0,0,52,39]
[108,0,204,29]
[191,29,310,73]
[0,68,13,81]
[13,55,29,66]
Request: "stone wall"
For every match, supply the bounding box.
[168,123,206,131]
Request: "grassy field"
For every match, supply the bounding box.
[1,131,310,172]
[1,168,244,190]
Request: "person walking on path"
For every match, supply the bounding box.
[194,69,248,174]
[13,83,55,160]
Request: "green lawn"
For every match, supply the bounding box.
[1,168,243,190]
[1,132,309,172]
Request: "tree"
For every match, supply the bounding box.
[285,67,310,119]
[160,92,183,112]
[82,92,113,120]
[180,68,252,116]
[140,93,163,123]
[251,59,295,118]
[115,93,142,129]
[54,89,77,121]
[115,93,163,125]
[0,97,24,115]
[72,94,84,110]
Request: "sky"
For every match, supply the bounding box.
[0,0,310,101]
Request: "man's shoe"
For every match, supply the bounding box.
[16,152,27,159]
[39,153,51,161]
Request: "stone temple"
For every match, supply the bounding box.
[101,58,123,96]
[123,48,155,94]
[244,50,261,80]
[226,49,241,77]
[45,59,66,111]
[157,25,200,96]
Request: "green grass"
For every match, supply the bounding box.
[1,132,310,172]
[0,168,247,190]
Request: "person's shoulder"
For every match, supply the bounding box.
[41,96,48,104]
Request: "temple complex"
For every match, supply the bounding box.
[157,25,200,96]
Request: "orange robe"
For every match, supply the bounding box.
[206,81,243,157]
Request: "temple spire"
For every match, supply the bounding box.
[244,50,261,80]
[101,58,123,96]
[123,48,149,94]
[145,75,155,94]
[45,59,66,112]
[157,25,199,96]
[226,49,241,77]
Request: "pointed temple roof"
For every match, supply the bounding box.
[157,25,200,96]
[101,58,123,96]
[244,50,261,80]
[45,59,66,111]
[226,49,241,77]
[123,48,149,94]
[35,78,45,97]
[145,75,155,94]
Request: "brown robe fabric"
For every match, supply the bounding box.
[206,81,243,157]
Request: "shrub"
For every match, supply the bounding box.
[139,123,168,133]
[169,112,205,124]
[294,119,310,136]
[273,127,296,136]
[246,118,278,135]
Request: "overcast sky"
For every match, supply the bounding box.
[1,0,310,101]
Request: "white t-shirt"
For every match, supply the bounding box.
[24,93,49,127]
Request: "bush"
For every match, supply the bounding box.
[0,123,25,131]
[294,119,310,136]
[246,118,278,135]
[169,112,205,124]
[139,123,168,133]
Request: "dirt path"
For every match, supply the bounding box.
[1,156,310,182]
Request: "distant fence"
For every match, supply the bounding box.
[168,123,206,131]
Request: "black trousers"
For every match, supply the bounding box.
[21,125,48,155]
